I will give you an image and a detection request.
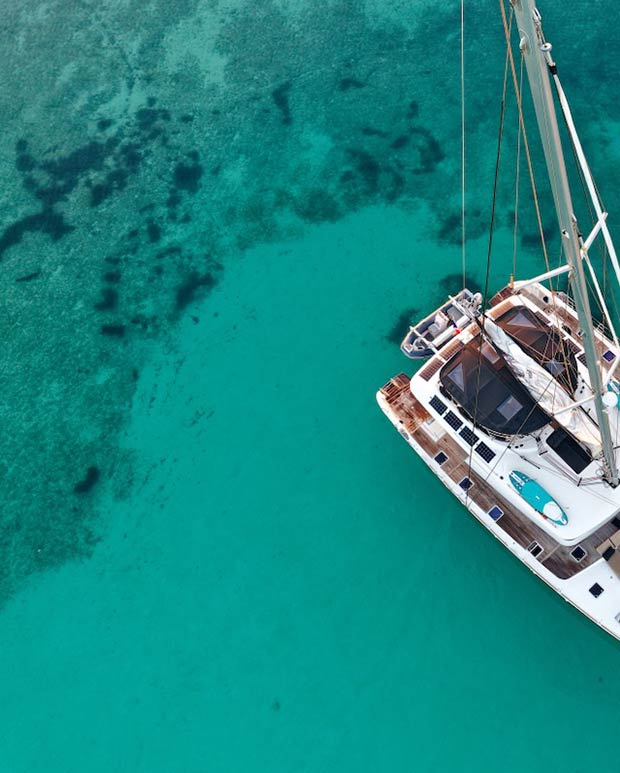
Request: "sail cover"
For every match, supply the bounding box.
[495,305,579,394]
[483,317,602,457]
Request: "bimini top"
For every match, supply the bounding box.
[495,305,579,394]
[439,339,550,436]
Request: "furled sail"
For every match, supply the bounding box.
[483,317,602,457]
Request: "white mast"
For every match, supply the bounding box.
[510,0,619,486]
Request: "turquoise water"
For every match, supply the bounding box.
[2,1,620,770]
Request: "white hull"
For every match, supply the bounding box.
[378,390,620,640]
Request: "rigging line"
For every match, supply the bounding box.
[499,0,551,276]
[466,11,512,497]
[512,54,524,282]
[461,0,467,290]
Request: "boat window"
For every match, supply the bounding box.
[497,395,522,421]
[506,310,538,328]
[546,427,592,474]
[448,363,466,391]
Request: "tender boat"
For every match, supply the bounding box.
[400,289,482,359]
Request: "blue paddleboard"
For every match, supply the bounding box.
[509,470,568,526]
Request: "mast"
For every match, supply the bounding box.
[510,0,619,486]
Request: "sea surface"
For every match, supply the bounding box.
[2,1,620,771]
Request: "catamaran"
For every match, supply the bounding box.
[377,0,620,639]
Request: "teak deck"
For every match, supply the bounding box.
[380,373,618,580]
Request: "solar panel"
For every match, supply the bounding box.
[475,442,496,463]
[444,411,463,431]
[429,395,447,415]
[459,426,478,446]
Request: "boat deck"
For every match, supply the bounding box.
[380,373,619,580]
[491,286,618,373]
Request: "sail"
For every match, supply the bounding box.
[483,318,602,457]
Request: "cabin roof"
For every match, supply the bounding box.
[439,339,550,436]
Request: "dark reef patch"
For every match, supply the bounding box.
[384,167,406,203]
[103,270,121,283]
[4,99,174,260]
[0,209,74,258]
[175,271,218,312]
[407,100,419,118]
[272,81,292,125]
[439,273,481,296]
[391,134,410,150]
[294,190,341,223]
[100,323,126,337]
[136,105,170,131]
[89,168,129,207]
[361,127,389,138]
[73,466,100,494]
[94,289,119,311]
[15,270,41,283]
[339,77,365,91]
[386,308,419,344]
[345,148,381,194]
[155,246,182,259]
[173,157,203,194]
[409,127,445,174]
[437,212,462,245]
[521,224,555,248]
[146,220,162,243]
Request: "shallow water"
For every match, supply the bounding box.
[2,1,620,770]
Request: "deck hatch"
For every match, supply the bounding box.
[603,546,615,562]
[459,426,479,446]
[527,541,543,558]
[434,451,448,465]
[444,411,463,431]
[475,442,496,462]
[603,349,616,363]
[429,395,447,415]
[488,505,503,521]
[458,476,473,491]
[589,583,604,598]
[570,545,586,562]
[546,427,592,474]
